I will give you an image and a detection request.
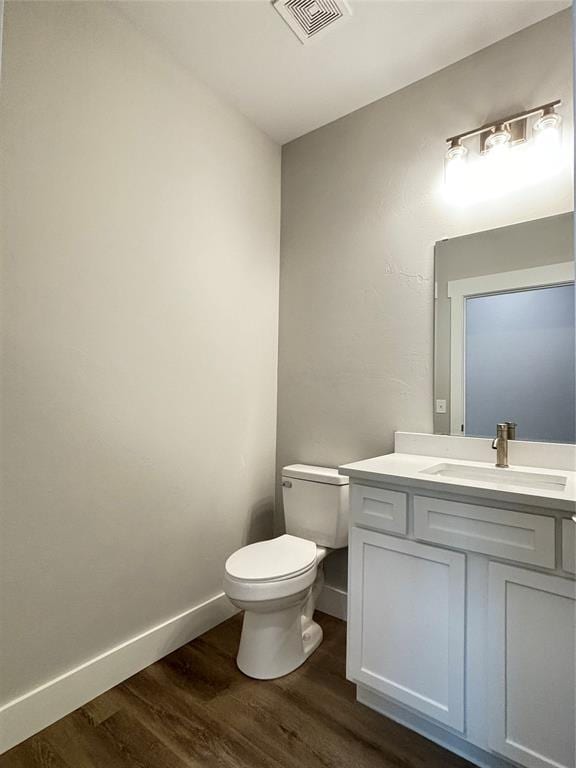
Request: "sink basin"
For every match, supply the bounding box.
[420,462,568,492]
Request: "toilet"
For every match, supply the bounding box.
[223,464,349,680]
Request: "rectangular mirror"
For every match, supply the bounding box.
[434,213,575,443]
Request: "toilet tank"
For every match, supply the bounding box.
[281,464,349,548]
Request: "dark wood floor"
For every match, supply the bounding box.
[0,612,474,768]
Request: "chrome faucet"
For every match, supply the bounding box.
[492,422,517,468]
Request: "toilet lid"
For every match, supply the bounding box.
[225,535,317,582]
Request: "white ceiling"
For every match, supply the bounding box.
[117,0,570,144]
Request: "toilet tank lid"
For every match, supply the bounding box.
[282,464,349,486]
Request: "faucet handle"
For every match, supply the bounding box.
[505,422,517,440]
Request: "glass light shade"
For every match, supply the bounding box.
[533,109,562,149]
[444,142,468,188]
[485,125,511,153]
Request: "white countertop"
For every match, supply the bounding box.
[339,451,576,513]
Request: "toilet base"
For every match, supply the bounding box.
[231,557,327,680]
[237,605,323,680]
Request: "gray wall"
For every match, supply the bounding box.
[0,1,280,704]
[434,213,574,434]
[278,10,574,589]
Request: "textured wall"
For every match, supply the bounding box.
[0,1,280,703]
[278,10,574,589]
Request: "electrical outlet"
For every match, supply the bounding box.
[435,399,447,414]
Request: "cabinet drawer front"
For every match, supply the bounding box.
[351,485,407,534]
[562,519,576,574]
[413,496,555,568]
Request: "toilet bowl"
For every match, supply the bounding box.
[224,534,327,679]
[223,464,349,680]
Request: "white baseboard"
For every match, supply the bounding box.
[0,592,237,755]
[317,585,347,621]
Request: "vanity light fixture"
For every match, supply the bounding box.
[444,100,563,202]
[445,100,561,157]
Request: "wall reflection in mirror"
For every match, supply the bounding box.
[434,213,575,444]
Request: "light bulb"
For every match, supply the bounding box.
[444,141,468,187]
[485,124,511,155]
[533,107,562,149]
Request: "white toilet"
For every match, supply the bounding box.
[223,464,349,680]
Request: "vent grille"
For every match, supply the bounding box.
[273,0,352,44]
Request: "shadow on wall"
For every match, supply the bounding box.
[243,498,275,546]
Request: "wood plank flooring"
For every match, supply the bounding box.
[0,612,474,768]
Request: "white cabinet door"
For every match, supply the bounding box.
[562,519,576,574]
[488,563,576,768]
[347,528,466,731]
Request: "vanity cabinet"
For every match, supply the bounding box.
[348,528,465,730]
[488,564,576,768]
[346,481,576,768]
[562,519,576,574]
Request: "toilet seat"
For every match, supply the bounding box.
[225,534,317,583]
[223,535,319,603]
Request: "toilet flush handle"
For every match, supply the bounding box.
[281,480,292,488]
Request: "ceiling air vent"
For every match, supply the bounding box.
[273,0,352,44]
